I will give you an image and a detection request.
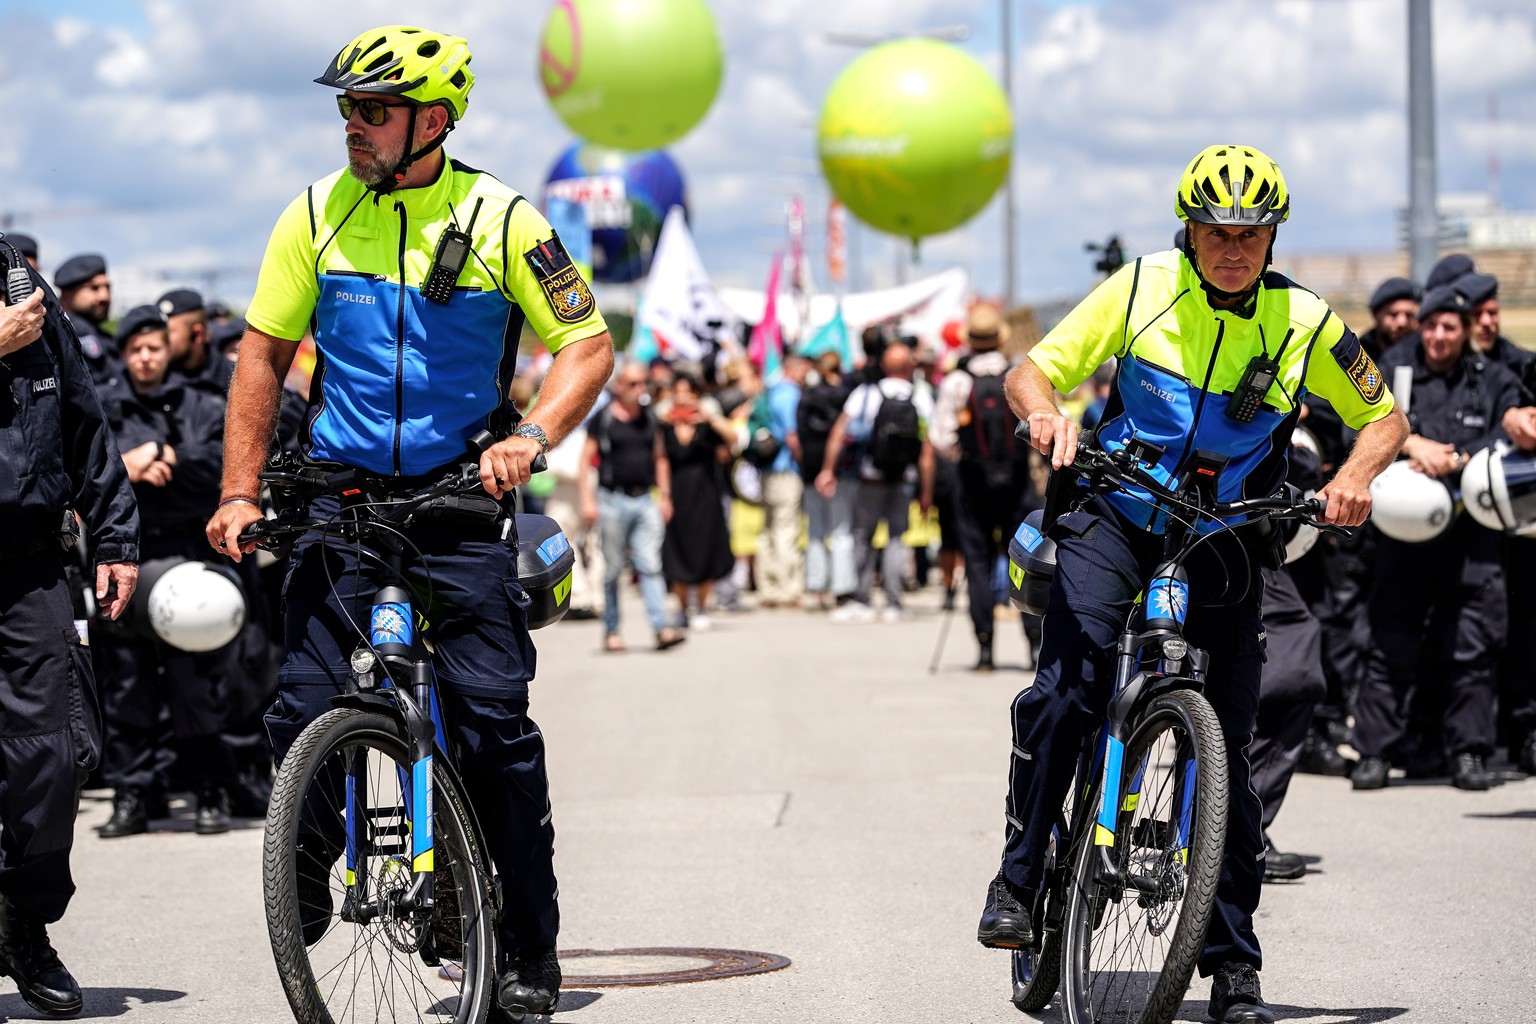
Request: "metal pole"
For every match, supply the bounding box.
[1001,0,1016,307]
[1407,0,1438,282]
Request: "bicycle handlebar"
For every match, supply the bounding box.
[1014,419,1333,528]
[239,430,547,548]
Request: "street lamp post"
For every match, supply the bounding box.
[1407,0,1438,282]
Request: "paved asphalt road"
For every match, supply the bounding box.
[42,592,1536,1023]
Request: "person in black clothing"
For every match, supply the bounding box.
[0,235,139,1017]
[929,304,1038,669]
[158,287,235,393]
[53,253,119,390]
[1352,286,1522,792]
[578,364,686,652]
[1456,272,1534,387]
[92,306,240,837]
[799,351,856,608]
[659,372,738,621]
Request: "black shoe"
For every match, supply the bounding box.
[97,790,149,838]
[1261,832,1306,882]
[1451,752,1491,791]
[195,787,231,835]
[1351,755,1389,791]
[942,586,957,612]
[0,895,82,1018]
[295,842,336,947]
[975,634,995,673]
[1207,961,1274,1023]
[977,872,1033,949]
[1297,730,1352,777]
[498,948,561,1019]
[1520,734,1536,777]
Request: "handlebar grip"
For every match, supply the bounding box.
[236,518,271,545]
[1014,420,1031,443]
[530,454,547,475]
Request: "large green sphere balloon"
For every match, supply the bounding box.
[818,39,1013,241]
[540,0,724,151]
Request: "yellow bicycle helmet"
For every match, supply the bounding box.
[1176,144,1289,227]
[316,25,475,122]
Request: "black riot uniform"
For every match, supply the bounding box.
[0,241,138,922]
[1352,334,1522,778]
[93,359,239,825]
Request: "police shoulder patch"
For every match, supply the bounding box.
[523,234,595,325]
[1331,330,1385,404]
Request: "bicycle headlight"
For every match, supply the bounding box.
[1161,638,1188,661]
[349,648,378,677]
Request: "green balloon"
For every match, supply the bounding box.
[540,0,724,151]
[818,39,1013,241]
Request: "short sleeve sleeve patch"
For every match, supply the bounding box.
[1332,331,1385,404]
[524,234,596,325]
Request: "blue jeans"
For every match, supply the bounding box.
[598,488,670,635]
[804,484,856,597]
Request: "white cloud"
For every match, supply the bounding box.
[0,0,1532,315]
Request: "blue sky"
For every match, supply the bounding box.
[0,0,1531,314]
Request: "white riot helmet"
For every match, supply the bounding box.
[1369,460,1454,543]
[147,561,246,652]
[1462,444,1536,537]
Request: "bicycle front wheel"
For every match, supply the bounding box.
[263,707,497,1024]
[1060,689,1229,1024]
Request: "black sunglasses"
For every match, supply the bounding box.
[336,95,413,126]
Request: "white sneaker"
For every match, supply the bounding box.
[880,606,910,625]
[690,613,713,631]
[830,602,876,624]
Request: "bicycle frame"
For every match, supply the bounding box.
[336,546,458,931]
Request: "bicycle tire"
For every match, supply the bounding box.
[1060,688,1228,1024]
[264,707,497,1024]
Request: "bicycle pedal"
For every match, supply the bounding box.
[1132,818,1171,850]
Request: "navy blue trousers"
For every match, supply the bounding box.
[266,507,558,956]
[0,553,100,923]
[1000,500,1267,976]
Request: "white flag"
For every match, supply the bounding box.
[637,207,735,362]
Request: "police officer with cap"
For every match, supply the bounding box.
[1360,276,1422,360]
[1353,286,1521,792]
[53,253,118,389]
[0,234,138,1017]
[1455,272,1533,387]
[157,288,234,392]
[93,305,240,838]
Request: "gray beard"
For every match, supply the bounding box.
[346,137,400,187]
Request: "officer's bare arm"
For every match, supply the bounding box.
[1317,405,1409,527]
[522,332,615,449]
[221,327,300,501]
[1006,357,1078,469]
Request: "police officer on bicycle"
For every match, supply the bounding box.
[980,145,1408,1023]
[205,25,614,1018]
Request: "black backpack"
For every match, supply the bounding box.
[957,368,1026,487]
[868,389,923,481]
[796,382,849,478]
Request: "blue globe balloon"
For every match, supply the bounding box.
[543,143,688,283]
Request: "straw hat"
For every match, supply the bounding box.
[965,303,1010,351]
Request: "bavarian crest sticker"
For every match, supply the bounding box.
[524,234,595,324]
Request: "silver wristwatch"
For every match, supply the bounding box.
[512,422,549,454]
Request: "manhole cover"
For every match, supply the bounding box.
[558,947,791,987]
